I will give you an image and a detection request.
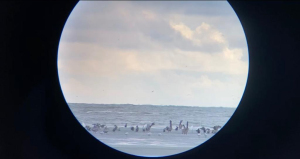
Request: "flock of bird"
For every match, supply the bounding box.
[82,120,222,136]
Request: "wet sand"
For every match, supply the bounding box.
[114,146,193,157]
[89,127,215,157]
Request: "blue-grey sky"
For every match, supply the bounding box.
[57,1,248,107]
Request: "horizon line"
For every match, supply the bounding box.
[67,102,237,108]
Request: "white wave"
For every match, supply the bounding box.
[117,112,137,114]
[127,138,147,141]
[114,142,137,146]
[86,110,112,113]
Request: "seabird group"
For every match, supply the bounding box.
[196,125,222,135]
[82,121,222,136]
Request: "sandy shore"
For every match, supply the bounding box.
[88,127,214,157]
[113,145,193,157]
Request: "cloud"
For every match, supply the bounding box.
[142,10,157,20]
[57,1,249,107]
[63,1,247,54]
[170,21,226,46]
[58,40,247,79]
[170,22,194,40]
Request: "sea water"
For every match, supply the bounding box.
[68,103,235,157]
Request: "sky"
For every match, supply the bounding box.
[57,1,249,107]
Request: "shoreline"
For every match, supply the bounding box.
[112,145,194,157]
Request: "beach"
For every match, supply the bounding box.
[69,103,235,157]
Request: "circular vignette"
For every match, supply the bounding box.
[57,1,249,158]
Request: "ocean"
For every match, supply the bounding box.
[68,103,236,157]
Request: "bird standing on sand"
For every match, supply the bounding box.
[168,120,173,132]
[179,120,183,129]
[186,122,189,134]
[103,126,109,133]
[135,125,139,132]
[85,125,91,131]
[175,126,179,131]
[143,123,155,132]
[200,127,206,134]
[164,120,173,132]
[100,124,106,128]
[131,126,135,131]
[211,125,221,134]
[182,122,189,134]
[213,125,221,130]
[206,128,211,134]
[91,124,100,132]
[196,128,200,134]
[124,123,127,128]
[112,125,118,132]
